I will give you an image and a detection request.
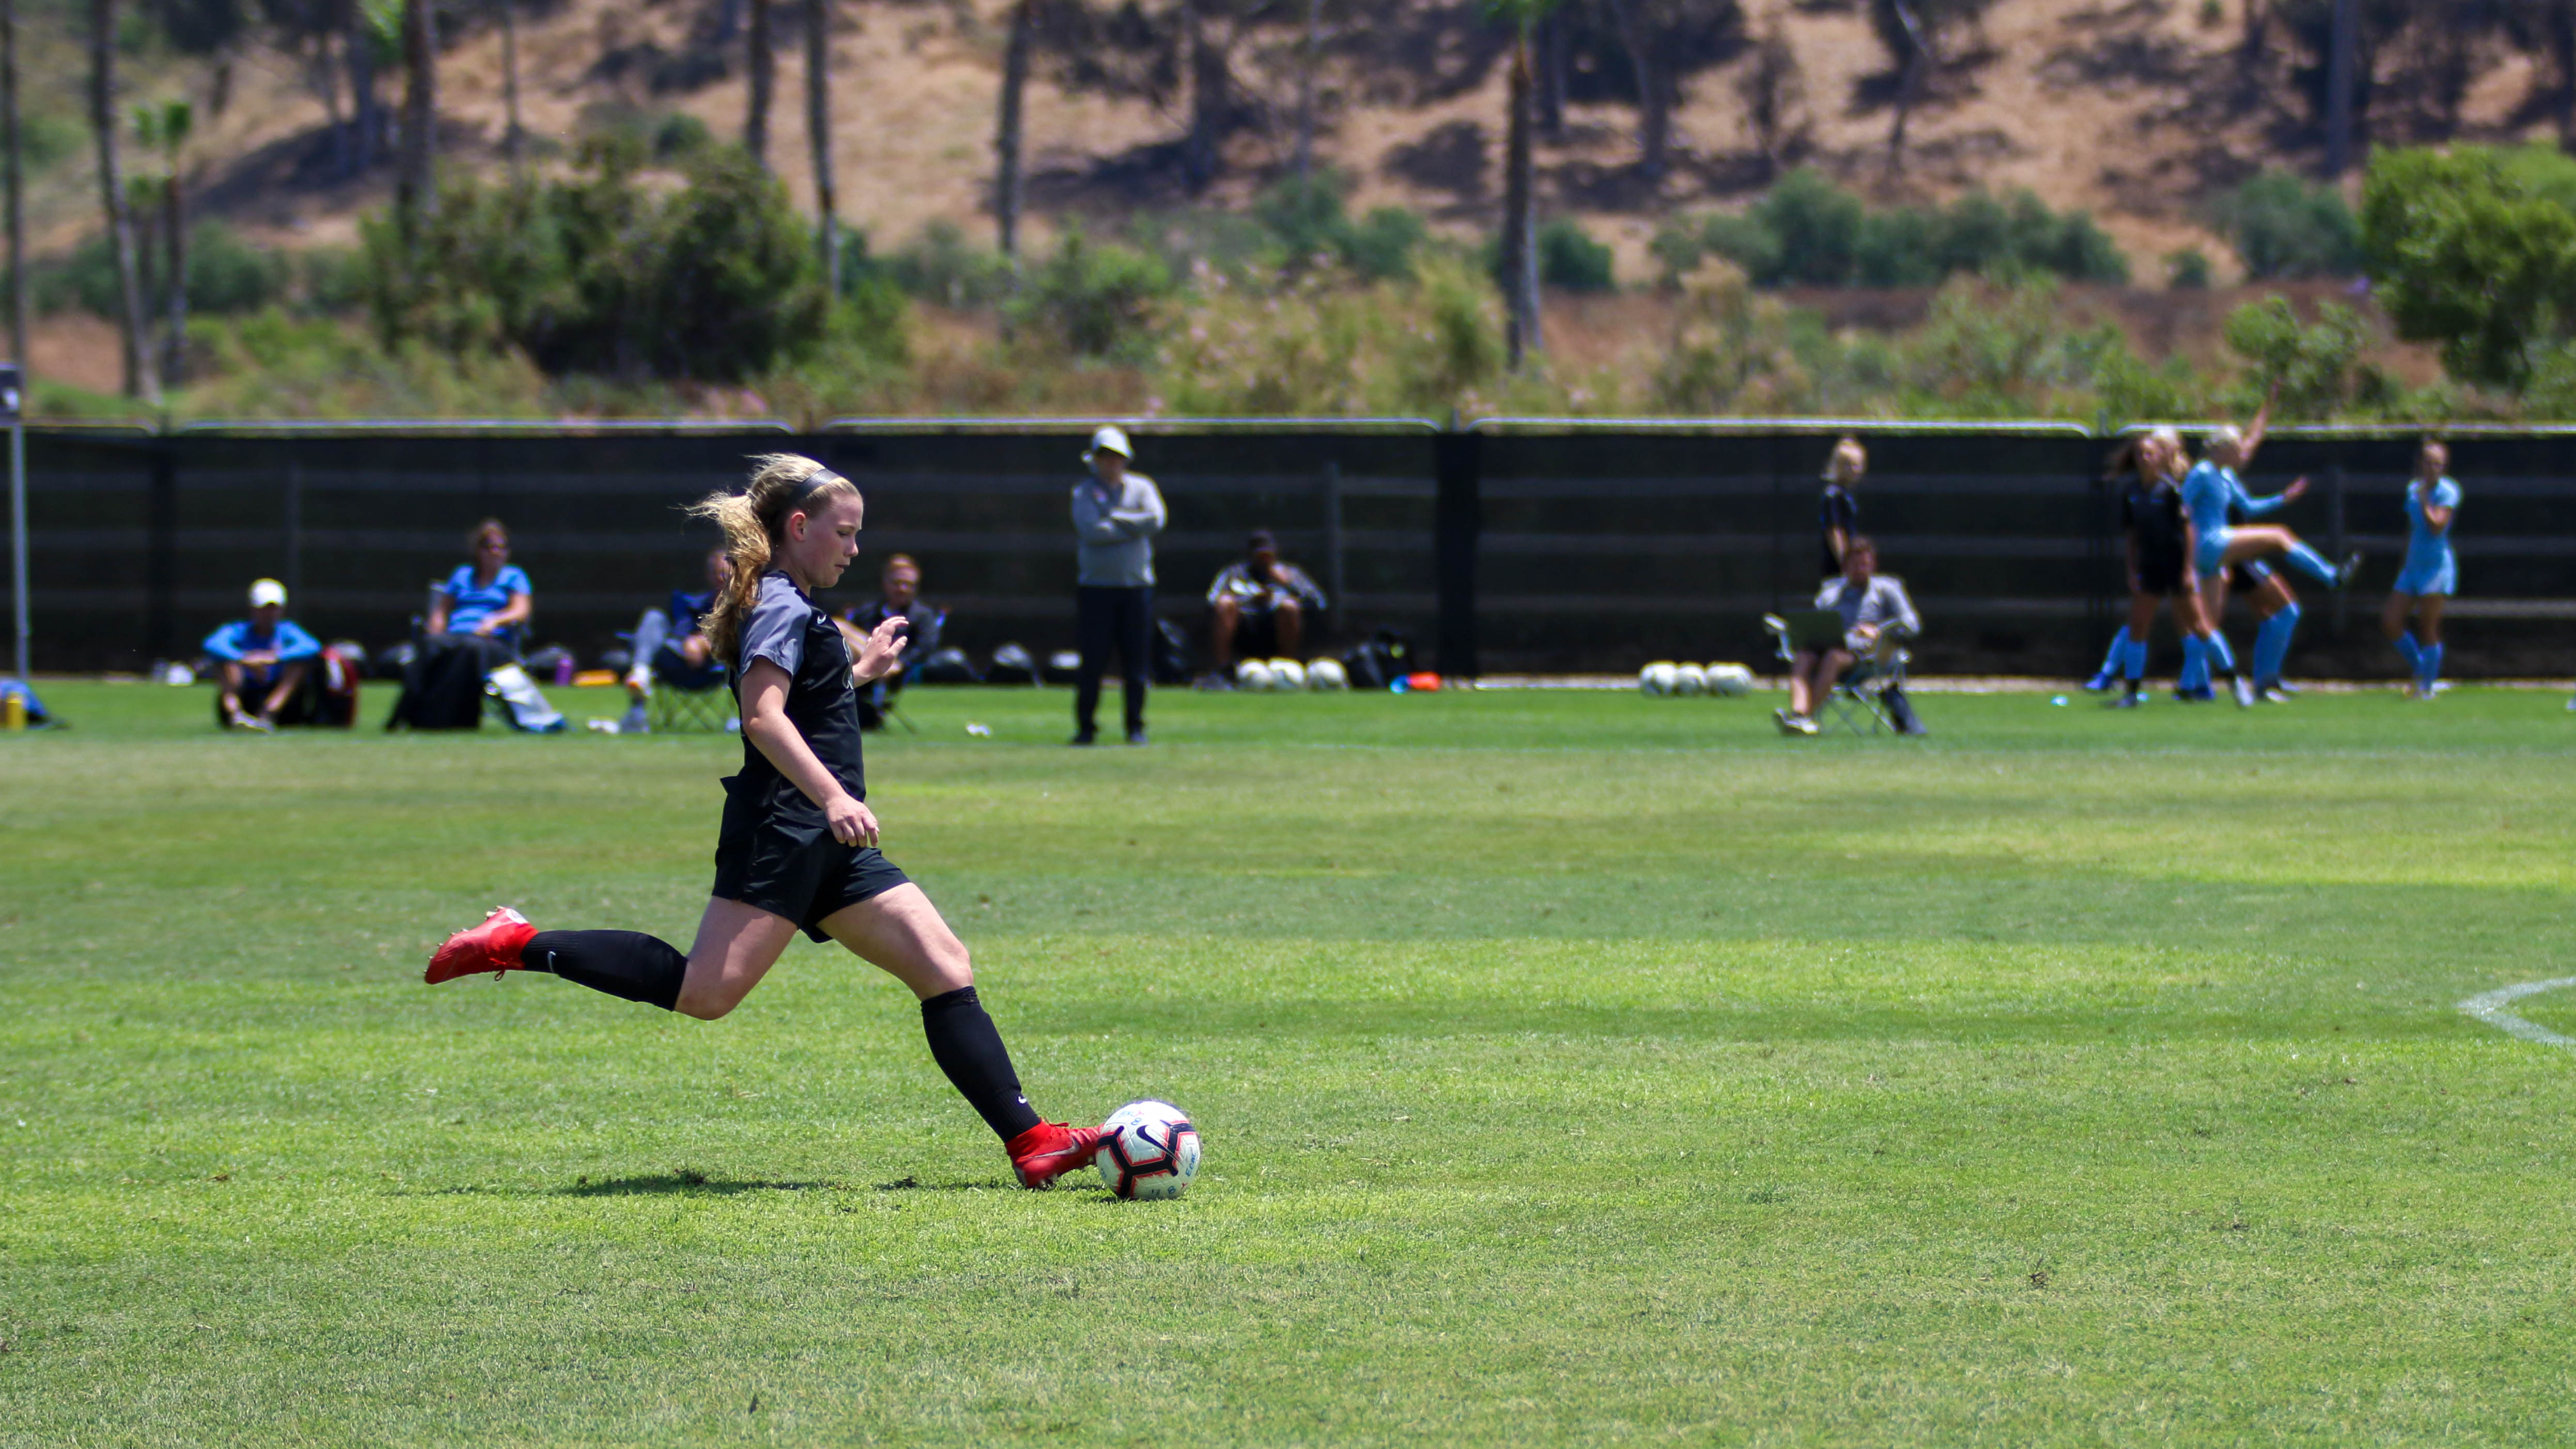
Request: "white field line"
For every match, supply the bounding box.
[2459,978,2576,1049]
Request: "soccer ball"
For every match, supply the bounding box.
[1707,663,1754,698]
[1673,663,1708,697]
[1095,1099,1201,1201]
[1236,659,1277,692]
[1269,658,1308,691]
[1307,657,1349,691]
[1640,662,1679,696]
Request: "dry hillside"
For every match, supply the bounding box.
[14,0,2561,395]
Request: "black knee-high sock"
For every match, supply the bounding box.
[920,987,1043,1141]
[524,931,688,1011]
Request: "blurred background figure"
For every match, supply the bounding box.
[841,554,945,731]
[1070,426,1166,746]
[618,545,733,734]
[1205,529,1326,683]
[1780,537,1920,736]
[391,518,561,731]
[202,578,320,731]
[2385,437,2461,700]
[1820,436,1866,580]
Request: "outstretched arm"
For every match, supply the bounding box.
[2239,387,2274,468]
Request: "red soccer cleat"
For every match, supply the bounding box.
[423,907,539,984]
[1007,1121,1106,1190]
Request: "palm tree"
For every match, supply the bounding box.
[745,0,773,166]
[1492,0,1554,368]
[87,0,156,404]
[806,0,838,293]
[137,100,191,386]
[3,0,26,385]
[994,0,1032,259]
[397,0,435,238]
[1183,0,1227,193]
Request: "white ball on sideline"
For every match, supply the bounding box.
[1674,663,1708,697]
[1640,662,1679,697]
[1706,664,1755,698]
[1306,657,1349,691]
[1269,658,1308,691]
[1095,1099,1201,1201]
[1236,660,1277,692]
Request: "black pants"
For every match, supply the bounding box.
[1075,585,1152,736]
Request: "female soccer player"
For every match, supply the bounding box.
[422,454,1104,1189]
[2085,434,2166,693]
[2383,437,2461,699]
[2098,431,2213,708]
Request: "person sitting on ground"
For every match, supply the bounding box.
[202,578,321,731]
[838,554,945,730]
[1778,537,1920,737]
[1206,529,1327,681]
[617,545,733,734]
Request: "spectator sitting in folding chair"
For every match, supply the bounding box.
[1773,537,1922,737]
[1205,529,1326,684]
[838,554,944,731]
[615,545,732,734]
[388,517,564,732]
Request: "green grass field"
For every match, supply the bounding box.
[6,679,2576,1444]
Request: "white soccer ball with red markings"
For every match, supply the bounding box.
[1094,1099,1201,1201]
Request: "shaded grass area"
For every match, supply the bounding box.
[3,682,2574,1443]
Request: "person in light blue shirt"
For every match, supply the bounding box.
[2382,437,2461,699]
[430,518,533,645]
[203,577,321,730]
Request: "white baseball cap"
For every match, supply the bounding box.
[249,578,288,609]
[1083,425,1133,463]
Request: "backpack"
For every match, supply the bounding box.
[1152,618,1197,685]
[1340,628,1416,691]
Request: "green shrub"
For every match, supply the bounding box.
[2362,145,2576,388]
[1680,170,2128,288]
[1005,229,1173,360]
[2217,171,2364,279]
[361,143,837,381]
[886,221,1016,308]
[2166,247,2213,289]
[300,248,367,314]
[1342,208,1427,282]
[41,221,289,317]
[1536,218,1615,292]
[1246,171,1426,282]
[2222,295,2373,417]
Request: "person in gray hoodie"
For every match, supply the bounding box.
[1071,426,1168,744]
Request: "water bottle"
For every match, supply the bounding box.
[2,690,24,731]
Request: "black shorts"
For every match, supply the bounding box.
[711,792,912,942]
[2135,549,2187,596]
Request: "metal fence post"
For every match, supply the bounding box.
[1433,429,1480,679]
[146,437,176,665]
[284,458,303,608]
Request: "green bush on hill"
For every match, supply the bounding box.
[2362,145,2576,389]
[1003,228,1174,361]
[2214,171,2364,279]
[1655,169,2130,288]
[359,140,884,382]
[41,221,291,318]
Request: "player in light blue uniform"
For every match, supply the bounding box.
[2381,438,2459,699]
[2177,407,2358,704]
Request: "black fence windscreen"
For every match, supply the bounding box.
[10,420,2575,679]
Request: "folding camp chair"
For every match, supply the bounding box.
[647,672,733,733]
[1765,609,1909,736]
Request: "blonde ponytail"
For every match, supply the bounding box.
[687,453,860,669]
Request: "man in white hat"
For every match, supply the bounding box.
[1070,425,1167,745]
[202,578,323,731]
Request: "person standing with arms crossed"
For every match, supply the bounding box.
[1070,426,1167,746]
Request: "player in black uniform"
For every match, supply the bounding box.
[422,454,1105,1189]
[1818,436,1865,579]
[2104,430,2207,708]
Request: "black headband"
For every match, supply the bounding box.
[786,469,851,512]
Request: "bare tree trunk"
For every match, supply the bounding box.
[1885,0,1930,170]
[1294,0,1320,181]
[1502,30,1539,368]
[397,0,436,239]
[346,0,378,176]
[2239,0,2268,61]
[88,0,156,404]
[1741,21,1800,181]
[1184,0,1223,193]
[1534,12,1564,140]
[806,0,838,294]
[2556,3,2576,152]
[2323,0,2356,176]
[161,109,187,387]
[1602,0,1666,179]
[500,0,524,178]
[995,0,1030,258]
[746,0,773,166]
